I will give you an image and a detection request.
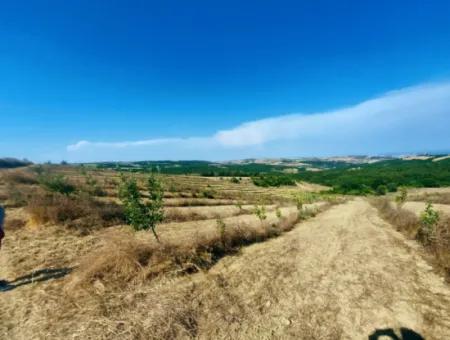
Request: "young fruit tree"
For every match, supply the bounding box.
[254,205,267,226]
[419,202,440,245]
[395,187,408,207]
[119,173,165,242]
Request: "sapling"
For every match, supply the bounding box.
[419,203,440,245]
[254,205,267,226]
[395,187,408,208]
[119,173,164,242]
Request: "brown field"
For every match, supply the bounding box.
[0,166,449,339]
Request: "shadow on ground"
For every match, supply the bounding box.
[369,327,424,340]
[0,267,72,292]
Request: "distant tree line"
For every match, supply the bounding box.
[0,158,33,169]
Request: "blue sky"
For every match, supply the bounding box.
[1,0,450,162]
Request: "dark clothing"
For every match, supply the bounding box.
[0,206,4,247]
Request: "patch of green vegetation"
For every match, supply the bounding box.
[251,174,296,187]
[296,159,450,195]
[86,157,450,195]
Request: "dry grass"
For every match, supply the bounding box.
[67,209,306,294]
[4,217,26,230]
[372,197,450,280]
[372,198,419,238]
[0,168,38,185]
[66,233,153,292]
[409,192,450,205]
[26,190,125,232]
[68,201,333,297]
[164,205,256,222]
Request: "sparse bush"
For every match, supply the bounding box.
[119,173,164,242]
[376,184,387,196]
[292,192,315,215]
[252,174,296,187]
[275,207,282,219]
[230,177,240,184]
[39,173,76,195]
[387,182,397,192]
[83,174,107,196]
[395,187,408,207]
[253,205,267,225]
[418,203,440,245]
[202,186,215,198]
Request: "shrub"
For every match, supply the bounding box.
[372,197,449,280]
[119,173,164,242]
[83,174,107,196]
[275,207,282,219]
[230,177,240,184]
[253,205,267,225]
[292,192,315,214]
[252,174,296,187]
[418,203,440,245]
[202,186,215,198]
[376,185,387,196]
[395,187,408,207]
[39,174,76,195]
[387,182,398,192]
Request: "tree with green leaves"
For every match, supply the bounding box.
[419,202,440,245]
[254,205,267,226]
[119,173,164,242]
[395,187,408,207]
[292,193,314,212]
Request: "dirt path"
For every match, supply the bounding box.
[1,199,449,339]
[193,198,450,339]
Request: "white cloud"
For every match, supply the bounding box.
[67,138,187,151]
[67,82,450,161]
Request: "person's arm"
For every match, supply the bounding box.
[0,207,4,248]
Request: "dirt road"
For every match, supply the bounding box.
[1,199,449,339]
[194,198,450,339]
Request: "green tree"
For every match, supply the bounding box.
[376,185,387,196]
[419,203,440,245]
[293,193,314,212]
[395,187,408,207]
[119,173,165,242]
[254,205,267,226]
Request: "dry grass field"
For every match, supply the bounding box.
[0,166,449,339]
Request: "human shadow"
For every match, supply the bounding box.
[0,267,72,292]
[368,327,424,340]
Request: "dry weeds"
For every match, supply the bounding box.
[372,197,450,280]
[26,190,125,232]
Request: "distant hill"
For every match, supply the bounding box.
[0,158,33,169]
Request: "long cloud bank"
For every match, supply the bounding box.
[67,82,450,161]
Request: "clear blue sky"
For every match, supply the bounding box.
[1,0,450,162]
